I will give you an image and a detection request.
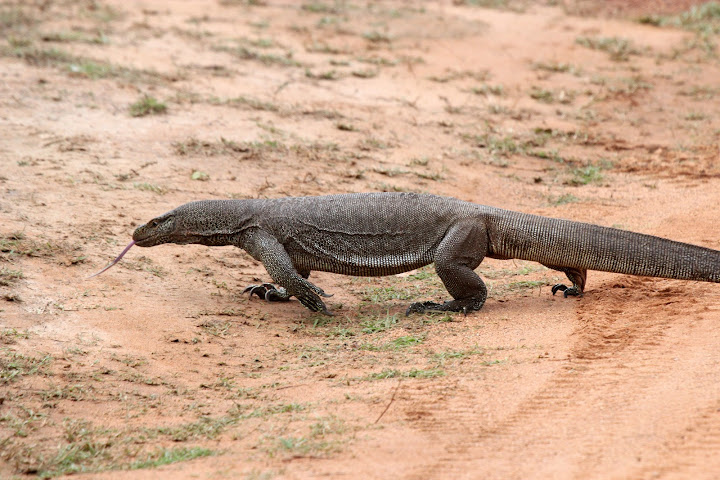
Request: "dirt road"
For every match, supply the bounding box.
[2,1,720,478]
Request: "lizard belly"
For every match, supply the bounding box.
[293,251,432,277]
[286,236,435,277]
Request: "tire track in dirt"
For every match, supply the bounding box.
[404,278,720,479]
[631,399,720,479]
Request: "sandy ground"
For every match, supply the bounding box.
[2,1,720,479]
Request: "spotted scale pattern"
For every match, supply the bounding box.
[133,192,720,314]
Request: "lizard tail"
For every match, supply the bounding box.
[491,212,720,283]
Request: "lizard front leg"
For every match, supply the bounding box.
[406,221,489,315]
[239,229,333,315]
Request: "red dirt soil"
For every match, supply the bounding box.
[1,1,720,479]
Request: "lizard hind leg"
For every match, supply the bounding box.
[406,221,489,316]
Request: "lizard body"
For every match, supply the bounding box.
[112,192,720,315]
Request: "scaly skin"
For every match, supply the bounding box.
[121,192,720,315]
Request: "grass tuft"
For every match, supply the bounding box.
[365,368,445,380]
[129,95,167,117]
[575,36,641,61]
[129,447,216,470]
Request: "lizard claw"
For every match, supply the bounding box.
[551,284,583,298]
[244,282,332,314]
[243,283,291,302]
[297,294,333,316]
[406,297,485,316]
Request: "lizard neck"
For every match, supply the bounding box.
[169,199,260,247]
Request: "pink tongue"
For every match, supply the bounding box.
[87,240,136,278]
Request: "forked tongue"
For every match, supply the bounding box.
[87,240,136,278]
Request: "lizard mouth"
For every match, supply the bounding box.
[132,226,155,247]
[132,215,175,247]
[132,220,165,247]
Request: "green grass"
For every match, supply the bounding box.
[129,95,167,117]
[1,45,74,67]
[274,436,340,457]
[431,347,486,366]
[473,133,522,157]
[678,85,718,99]
[172,137,283,157]
[360,313,399,334]
[301,2,345,14]
[529,87,575,104]
[68,60,113,79]
[128,447,216,470]
[40,30,109,45]
[365,368,445,380]
[685,112,707,121]
[548,193,579,206]
[132,182,167,194]
[213,45,301,67]
[148,416,237,442]
[38,443,216,477]
[605,76,653,97]
[191,170,210,181]
[507,280,550,290]
[575,36,641,61]
[38,437,112,478]
[0,7,36,30]
[639,2,720,33]
[1,349,53,383]
[268,415,347,458]
[471,83,504,96]
[351,68,378,78]
[361,285,417,303]
[361,335,426,351]
[0,268,24,286]
[532,61,580,74]
[566,165,604,185]
[453,0,527,12]
[1,328,30,344]
[211,95,279,112]
[0,43,170,82]
[389,335,425,348]
[140,403,309,444]
[363,31,391,43]
[305,68,341,80]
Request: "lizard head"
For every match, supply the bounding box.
[90,200,248,278]
[133,200,241,247]
[132,210,178,247]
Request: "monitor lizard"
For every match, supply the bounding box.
[91,192,720,315]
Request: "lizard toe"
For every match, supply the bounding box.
[563,286,583,298]
[244,283,291,301]
[265,286,291,302]
[407,298,485,315]
[243,284,268,298]
[405,301,442,316]
[551,283,582,298]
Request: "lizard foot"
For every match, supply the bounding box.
[244,283,333,316]
[551,284,583,298]
[405,297,485,316]
[243,283,291,302]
